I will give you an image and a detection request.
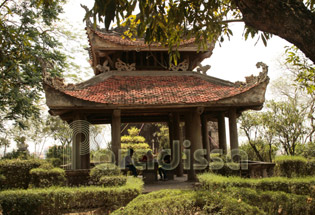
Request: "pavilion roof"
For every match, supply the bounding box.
[44,70,269,108]
[90,28,196,48]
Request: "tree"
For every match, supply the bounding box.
[263,99,307,156]
[121,127,150,150]
[0,0,67,125]
[87,0,315,63]
[153,124,170,149]
[239,111,278,162]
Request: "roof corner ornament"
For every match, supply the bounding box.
[80,4,93,27]
[169,59,189,71]
[115,58,136,71]
[235,62,269,87]
[96,60,110,74]
[43,72,75,91]
[196,63,211,75]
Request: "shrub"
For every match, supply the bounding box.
[0,159,45,189]
[274,155,308,177]
[121,143,150,149]
[0,177,143,215]
[306,158,315,176]
[198,173,315,197]
[227,187,314,215]
[209,162,241,176]
[90,163,121,183]
[99,176,127,187]
[112,189,264,215]
[47,158,63,167]
[0,174,5,190]
[29,168,66,188]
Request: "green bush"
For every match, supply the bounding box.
[0,174,5,190]
[112,189,264,215]
[306,158,315,176]
[99,175,127,187]
[198,173,315,197]
[209,162,241,176]
[227,187,314,215]
[121,143,150,149]
[0,159,45,189]
[29,168,66,188]
[46,158,63,167]
[274,155,308,177]
[90,163,121,183]
[0,177,143,215]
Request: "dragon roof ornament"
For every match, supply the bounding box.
[235,62,269,87]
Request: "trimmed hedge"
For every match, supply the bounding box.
[227,187,314,215]
[90,163,121,183]
[99,176,127,187]
[29,167,66,188]
[274,155,308,177]
[0,159,45,189]
[112,189,264,215]
[209,162,241,176]
[198,173,315,197]
[0,177,143,215]
[306,158,315,176]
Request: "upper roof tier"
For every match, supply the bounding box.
[86,26,215,75]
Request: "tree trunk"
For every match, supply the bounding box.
[235,0,315,63]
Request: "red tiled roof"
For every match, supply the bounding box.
[91,29,196,47]
[63,76,254,105]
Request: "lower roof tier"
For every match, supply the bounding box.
[44,70,269,112]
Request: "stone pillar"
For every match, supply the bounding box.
[168,114,174,151]
[218,112,227,154]
[71,113,90,170]
[111,110,121,166]
[186,108,203,181]
[201,115,210,164]
[229,108,239,161]
[173,112,183,177]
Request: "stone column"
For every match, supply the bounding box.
[229,108,239,161]
[218,112,227,154]
[173,112,183,177]
[201,115,210,164]
[71,113,90,170]
[168,114,174,151]
[186,108,203,181]
[111,110,121,166]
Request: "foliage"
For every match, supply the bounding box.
[285,45,315,93]
[198,173,315,197]
[227,187,314,215]
[295,142,315,158]
[153,124,170,149]
[209,162,241,177]
[0,159,45,189]
[0,0,67,124]
[90,163,121,182]
[121,143,149,150]
[29,167,66,188]
[274,155,308,177]
[0,177,143,215]
[112,189,264,215]
[121,127,149,150]
[99,175,127,187]
[239,111,278,161]
[239,140,277,162]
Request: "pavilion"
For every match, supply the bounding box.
[43,22,269,180]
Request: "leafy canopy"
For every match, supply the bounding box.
[0,0,67,125]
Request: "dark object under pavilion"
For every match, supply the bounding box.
[43,24,269,181]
